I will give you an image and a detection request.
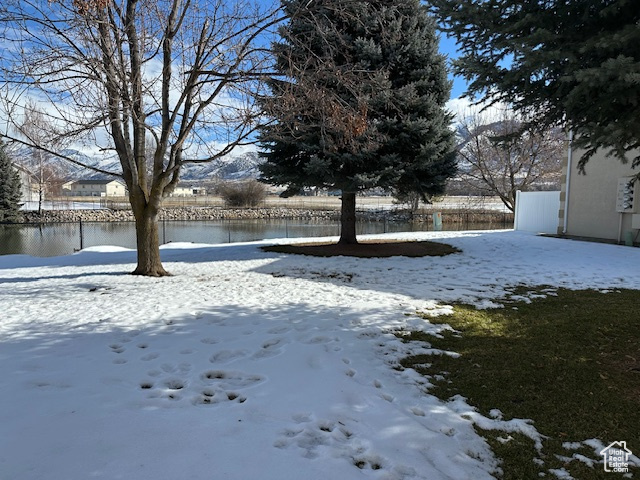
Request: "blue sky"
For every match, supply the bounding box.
[1,1,470,159]
[256,0,467,98]
[438,33,465,99]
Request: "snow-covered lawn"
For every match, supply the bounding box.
[1,230,638,480]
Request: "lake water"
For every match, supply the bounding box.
[0,218,510,257]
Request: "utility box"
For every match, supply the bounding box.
[632,214,640,229]
[433,212,443,231]
[616,178,637,213]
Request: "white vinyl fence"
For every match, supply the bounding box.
[514,191,561,234]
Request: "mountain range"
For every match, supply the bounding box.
[15,148,264,183]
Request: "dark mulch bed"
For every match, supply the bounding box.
[262,240,460,258]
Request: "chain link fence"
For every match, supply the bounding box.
[1,210,513,258]
[50,194,512,212]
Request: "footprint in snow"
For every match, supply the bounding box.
[252,337,289,359]
[410,406,426,417]
[381,393,395,403]
[109,344,125,354]
[267,326,291,335]
[200,370,264,388]
[193,389,247,405]
[205,317,226,326]
[209,349,249,364]
[274,417,387,472]
[164,379,186,390]
[301,335,338,345]
[192,370,262,406]
[117,331,139,343]
[292,413,313,424]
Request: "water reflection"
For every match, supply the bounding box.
[0,218,510,258]
[0,224,25,255]
[0,223,82,257]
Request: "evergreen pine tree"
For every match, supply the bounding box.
[260,0,456,244]
[0,143,23,223]
[430,0,640,169]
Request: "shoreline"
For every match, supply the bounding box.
[19,206,512,225]
[20,207,340,223]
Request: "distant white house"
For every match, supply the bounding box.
[169,184,206,197]
[13,163,38,203]
[64,179,127,197]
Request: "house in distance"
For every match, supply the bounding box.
[63,179,127,197]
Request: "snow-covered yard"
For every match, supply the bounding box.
[1,230,638,479]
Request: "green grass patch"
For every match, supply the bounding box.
[398,288,640,479]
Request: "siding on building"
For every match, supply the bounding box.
[558,147,639,243]
[66,180,127,197]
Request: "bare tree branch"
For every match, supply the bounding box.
[455,107,564,211]
[0,0,281,275]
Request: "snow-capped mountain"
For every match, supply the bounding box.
[14,147,264,182]
[180,151,264,181]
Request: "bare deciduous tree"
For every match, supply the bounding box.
[217,179,266,208]
[14,102,69,214]
[456,108,565,212]
[0,0,280,275]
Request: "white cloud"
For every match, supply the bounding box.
[447,96,509,126]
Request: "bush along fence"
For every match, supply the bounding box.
[1,209,514,257]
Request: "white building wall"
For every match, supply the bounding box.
[69,181,126,197]
[16,168,38,202]
[170,187,193,197]
[562,148,638,242]
[105,182,126,196]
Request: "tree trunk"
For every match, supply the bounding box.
[338,190,358,245]
[38,186,43,215]
[38,159,43,215]
[130,199,170,276]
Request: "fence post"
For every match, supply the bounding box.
[79,219,84,251]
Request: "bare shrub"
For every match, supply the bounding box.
[218,180,267,207]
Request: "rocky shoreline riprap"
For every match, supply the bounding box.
[19,206,510,225]
[20,207,335,223]
[20,206,404,223]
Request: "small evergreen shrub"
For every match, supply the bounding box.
[0,143,23,223]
